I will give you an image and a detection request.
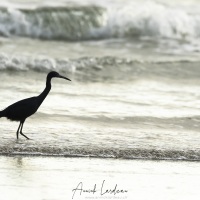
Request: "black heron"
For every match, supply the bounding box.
[0,71,71,139]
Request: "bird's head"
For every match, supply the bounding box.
[47,71,71,81]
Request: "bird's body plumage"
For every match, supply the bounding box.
[1,97,38,121]
[0,71,71,139]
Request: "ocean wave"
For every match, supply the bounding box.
[0,2,200,41]
[0,54,200,82]
[0,5,105,40]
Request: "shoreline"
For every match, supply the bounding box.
[0,152,200,162]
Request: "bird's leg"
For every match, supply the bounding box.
[19,120,30,140]
[16,122,22,139]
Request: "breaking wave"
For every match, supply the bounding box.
[0,53,200,82]
[0,1,200,41]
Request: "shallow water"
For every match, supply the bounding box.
[0,70,200,160]
[0,156,200,200]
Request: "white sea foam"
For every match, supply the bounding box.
[0,53,200,83]
[94,1,200,40]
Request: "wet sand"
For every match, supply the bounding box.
[0,156,200,200]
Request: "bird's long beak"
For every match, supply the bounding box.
[58,74,71,81]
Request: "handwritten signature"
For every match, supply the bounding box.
[72,180,128,199]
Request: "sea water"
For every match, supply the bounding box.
[0,156,200,200]
[0,0,200,199]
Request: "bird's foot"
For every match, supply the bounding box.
[20,132,30,140]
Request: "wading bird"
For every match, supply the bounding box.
[0,71,71,140]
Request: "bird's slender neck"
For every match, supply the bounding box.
[37,76,52,106]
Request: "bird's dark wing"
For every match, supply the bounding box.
[3,97,39,121]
